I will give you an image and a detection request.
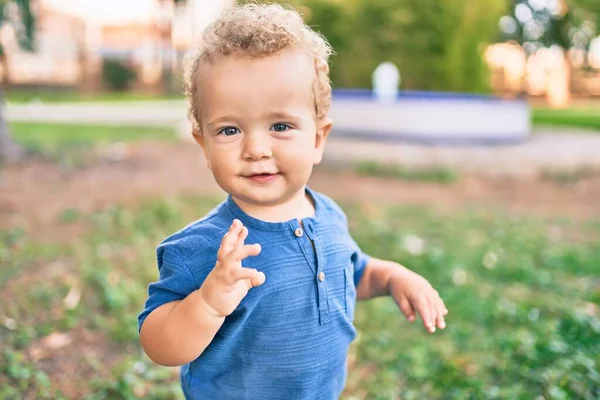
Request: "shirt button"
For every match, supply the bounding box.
[294,228,304,237]
[318,272,325,282]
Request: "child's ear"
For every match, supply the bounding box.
[192,129,204,148]
[192,129,212,170]
[314,117,332,165]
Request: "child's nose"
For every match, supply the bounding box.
[242,132,273,161]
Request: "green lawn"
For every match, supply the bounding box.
[354,161,459,183]
[1,196,598,399]
[532,108,600,132]
[6,90,184,104]
[10,122,177,164]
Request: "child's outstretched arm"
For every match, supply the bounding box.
[140,220,265,366]
[356,258,448,333]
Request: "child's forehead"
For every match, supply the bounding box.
[194,50,319,122]
[198,50,315,95]
[201,50,314,77]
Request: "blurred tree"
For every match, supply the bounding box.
[0,0,34,164]
[396,0,509,92]
[501,0,599,51]
[500,0,599,104]
[102,59,138,91]
[283,0,509,92]
[283,0,353,86]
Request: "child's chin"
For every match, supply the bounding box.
[229,188,280,203]
[241,193,285,206]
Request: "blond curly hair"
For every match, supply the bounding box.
[183,3,333,132]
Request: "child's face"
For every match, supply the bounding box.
[193,50,332,208]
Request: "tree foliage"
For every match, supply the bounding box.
[0,0,34,164]
[501,0,599,55]
[258,0,510,93]
[0,0,35,55]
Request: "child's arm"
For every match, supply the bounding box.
[139,290,227,366]
[356,258,448,333]
[140,220,265,366]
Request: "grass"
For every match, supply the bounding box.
[1,195,599,399]
[6,90,184,104]
[354,161,459,183]
[10,122,177,164]
[346,205,600,399]
[540,165,600,185]
[532,107,600,132]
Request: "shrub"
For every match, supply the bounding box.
[101,59,137,91]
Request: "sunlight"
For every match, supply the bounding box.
[42,0,156,23]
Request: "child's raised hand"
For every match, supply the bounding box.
[388,269,448,333]
[199,219,265,318]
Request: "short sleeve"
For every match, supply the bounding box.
[350,237,371,287]
[137,245,198,332]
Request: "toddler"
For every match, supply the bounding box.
[138,4,448,399]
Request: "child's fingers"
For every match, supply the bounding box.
[228,224,259,261]
[217,220,242,261]
[413,296,435,333]
[435,309,446,330]
[428,300,438,332]
[231,267,265,287]
[432,289,447,314]
[397,296,416,322]
[230,243,261,262]
[435,295,448,329]
[238,225,249,244]
[248,270,266,288]
[245,243,262,258]
[229,226,249,260]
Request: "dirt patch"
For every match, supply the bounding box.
[1,141,599,241]
[311,171,600,218]
[24,328,121,399]
[0,141,218,241]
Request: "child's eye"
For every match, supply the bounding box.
[219,127,240,136]
[271,123,291,132]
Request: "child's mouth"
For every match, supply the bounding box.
[245,173,280,184]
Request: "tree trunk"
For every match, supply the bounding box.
[0,87,23,165]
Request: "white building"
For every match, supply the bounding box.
[2,0,235,88]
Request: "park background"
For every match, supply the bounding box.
[0,0,599,399]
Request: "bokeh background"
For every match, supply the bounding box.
[1,0,599,399]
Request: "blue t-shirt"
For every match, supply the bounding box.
[138,187,371,400]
